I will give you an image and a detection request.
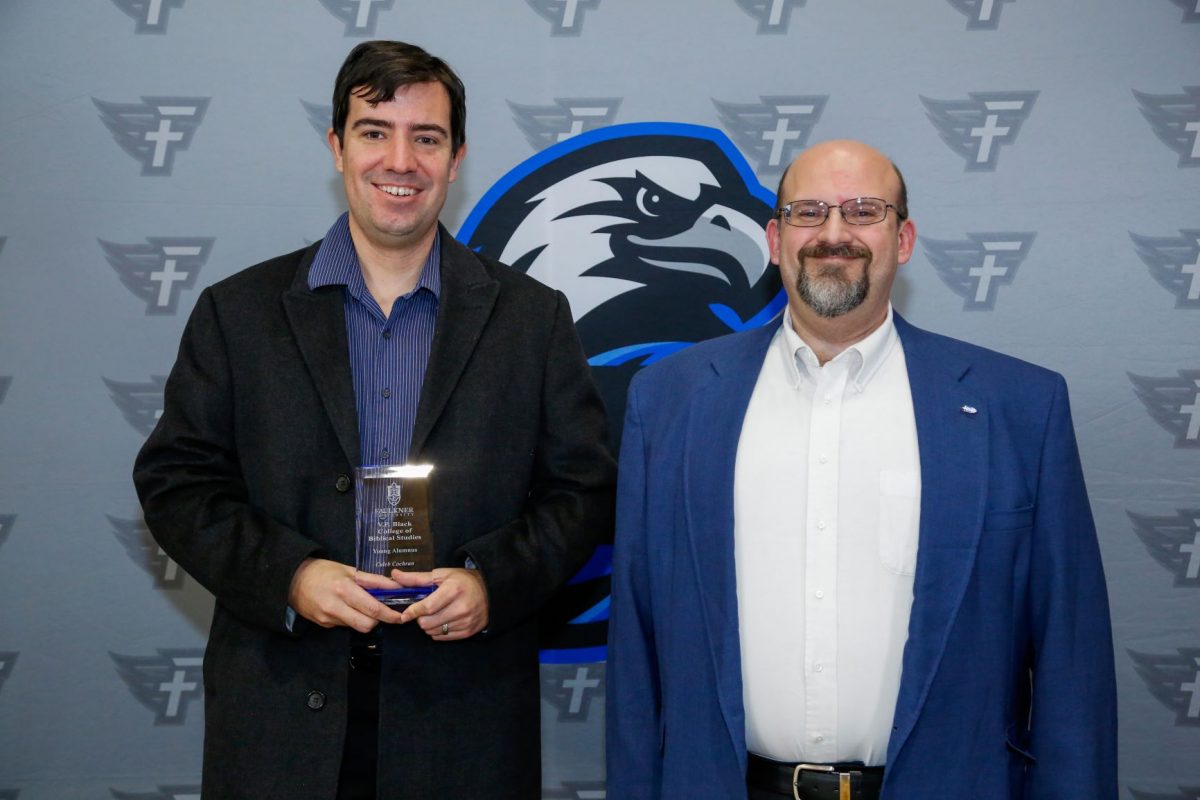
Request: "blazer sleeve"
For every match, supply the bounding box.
[457,290,616,634]
[132,288,322,633]
[1024,375,1118,799]
[606,375,664,799]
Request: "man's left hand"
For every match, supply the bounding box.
[393,567,489,640]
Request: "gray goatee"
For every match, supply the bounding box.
[796,244,871,318]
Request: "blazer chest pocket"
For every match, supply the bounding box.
[878,470,920,575]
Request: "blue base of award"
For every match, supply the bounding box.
[367,586,434,606]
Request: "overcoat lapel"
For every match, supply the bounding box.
[410,228,499,456]
[282,244,360,467]
[886,314,990,762]
[682,324,777,762]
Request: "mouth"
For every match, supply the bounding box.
[801,255,866,274]
[799,245,871,272]
[376,184,419,197]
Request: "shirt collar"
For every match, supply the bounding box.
[779,304,899,392]
[307,212,442,302]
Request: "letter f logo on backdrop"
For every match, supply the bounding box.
[109,0,186,33]
[921,91,1038,171]
[93,96,210,176]
[317,0,394,36]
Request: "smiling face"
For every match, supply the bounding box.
[327,81,465,258]
[767,140,915,334]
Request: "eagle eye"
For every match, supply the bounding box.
[635,187,663,218]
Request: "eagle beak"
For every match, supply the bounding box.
[628,204,770,288]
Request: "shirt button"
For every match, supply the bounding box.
[814,663,824,673]
[381,388,392,398]
[381,449,390,461]
[818,455,828,464]
[816,520,827,530]
[382,330,392,339]
[813,734,824,743]
[814,589,825,599]
[306,691,326,711]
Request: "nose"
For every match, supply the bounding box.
[815,207,851,244]
[383,137,417,174]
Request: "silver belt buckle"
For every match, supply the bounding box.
[791,763,834,800]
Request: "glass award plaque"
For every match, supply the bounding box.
[354,464,435,606]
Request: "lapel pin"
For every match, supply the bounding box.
[960,405,978,415]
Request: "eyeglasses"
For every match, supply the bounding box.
[777,197,904,227]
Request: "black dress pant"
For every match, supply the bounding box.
[336,657,380,800]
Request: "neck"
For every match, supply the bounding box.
[788,304,887,365]
[348,223,437,317]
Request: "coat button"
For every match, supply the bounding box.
[307,690,326,710]
[335,475,351,493]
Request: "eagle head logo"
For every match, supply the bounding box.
[459,122,784,661]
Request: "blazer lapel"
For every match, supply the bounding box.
[282,245,360,467]
[410,228,499,456]
[886,314,990,762]
[682,324,777,762]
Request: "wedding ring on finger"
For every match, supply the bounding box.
[441,623,450,636]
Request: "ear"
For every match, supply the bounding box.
[326,128,344,173]
[766,216,782,265]
[896,217,916,265]
[448,141,467,183]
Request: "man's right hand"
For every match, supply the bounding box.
[288,557,406,632]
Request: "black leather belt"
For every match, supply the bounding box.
[747,753,884,800]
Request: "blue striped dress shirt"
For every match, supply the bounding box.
[307,213,440,467]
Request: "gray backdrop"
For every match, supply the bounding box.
[0,1,1198,798]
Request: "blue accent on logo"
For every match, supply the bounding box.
[540,645,607,665]
[587,290,787,367]
[569,596,610,625]
[709,289,788,332]
[588,341,692,367]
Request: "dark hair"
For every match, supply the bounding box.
[891,163,909,221]
[331,40,466,152]
[774,161,909,221]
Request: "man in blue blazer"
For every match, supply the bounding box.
[607,140,1116,799]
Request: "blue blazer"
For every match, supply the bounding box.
[607,314,1116,800]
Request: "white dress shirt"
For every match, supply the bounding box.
[733,305,920,766]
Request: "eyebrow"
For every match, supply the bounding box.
[350,118,449,138]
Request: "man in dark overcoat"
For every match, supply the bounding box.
[134,40,615,800]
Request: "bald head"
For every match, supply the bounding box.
[775,140,908,221]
